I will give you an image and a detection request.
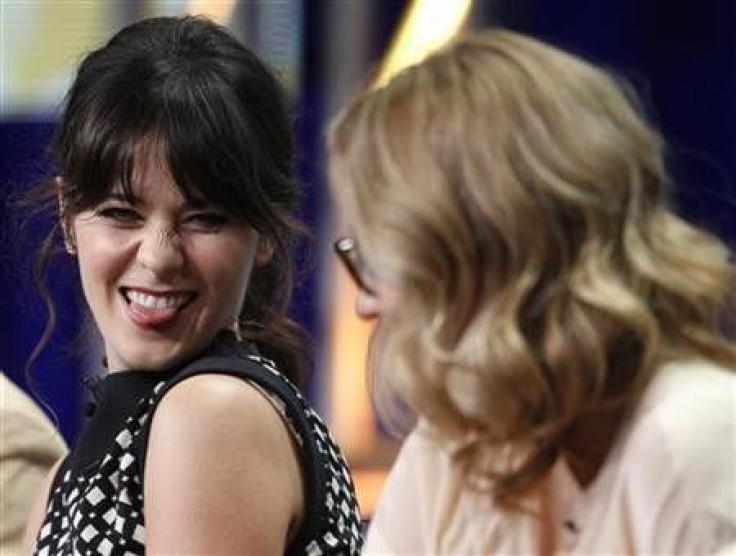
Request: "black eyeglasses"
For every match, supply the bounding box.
[334,237,375,295]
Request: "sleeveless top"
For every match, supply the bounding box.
[33,336,363,555]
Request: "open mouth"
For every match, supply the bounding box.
[120,287,196,326]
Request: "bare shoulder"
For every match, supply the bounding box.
[147,372,302,474]
[153,373,289,436]
[144,372,305,554]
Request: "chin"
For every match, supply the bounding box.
[108,328,219,371]
[118,346,188,372]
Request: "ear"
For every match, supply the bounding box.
[254,235,274,266]
[56,176,76,255]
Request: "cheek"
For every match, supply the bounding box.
[196,236,258,314]
[74,227,131,296]
[355,282,400,320]
[218,258,253,308]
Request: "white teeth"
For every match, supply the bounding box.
[127,290,189,310]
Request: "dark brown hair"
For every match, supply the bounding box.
[28,15,310,385]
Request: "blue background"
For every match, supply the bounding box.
[1,1,734,444]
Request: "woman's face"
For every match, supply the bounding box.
[337,237,399,322]
[354,280,397,321]
[68,153,268,372]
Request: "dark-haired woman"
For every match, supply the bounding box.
[23,16,361,555]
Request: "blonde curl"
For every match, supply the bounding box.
[328,29,736,504]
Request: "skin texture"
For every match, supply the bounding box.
[23,378,306,555]
[351,256,399,322]
[24,151,304,554]
[144,374,304,554]
[68,150,269,373]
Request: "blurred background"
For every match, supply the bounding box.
[2,0,735,517]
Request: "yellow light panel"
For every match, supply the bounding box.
[375,0,472,87]
[186,0,237,24]
[330,0,473,516]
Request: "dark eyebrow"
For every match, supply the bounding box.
[184,198,211,210]
[106,190,217,211]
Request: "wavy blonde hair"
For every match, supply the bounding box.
[328,30,736,503]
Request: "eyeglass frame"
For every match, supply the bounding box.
[333,236,376,296]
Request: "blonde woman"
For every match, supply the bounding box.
[328,30,736,554]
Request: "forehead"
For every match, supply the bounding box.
[130,146,171,186]
[113,143,208,208]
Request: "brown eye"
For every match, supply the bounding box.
[96,207,141,223]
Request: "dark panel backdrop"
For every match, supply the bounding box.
[475,0,736,245]
[0,3,407,445]
[2,1,734,445]
[0,121,85,442]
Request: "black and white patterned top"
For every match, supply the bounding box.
[33,337,363,555]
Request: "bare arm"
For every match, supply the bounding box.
[144,374,305,555]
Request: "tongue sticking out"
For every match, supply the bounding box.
[128,299,180,327]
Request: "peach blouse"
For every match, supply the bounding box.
[364,359,736,555]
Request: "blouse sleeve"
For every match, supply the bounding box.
[363,424,442,554]
[623,363,736,554]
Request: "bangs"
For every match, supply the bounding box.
[60,94,158,209]
[59,71,272,230]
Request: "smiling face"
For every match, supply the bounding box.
[68,152,267,373]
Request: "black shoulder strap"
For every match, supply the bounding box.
[135,355,327,553]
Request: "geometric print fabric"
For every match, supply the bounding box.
[34,388,154,555]
[33,351,363,555]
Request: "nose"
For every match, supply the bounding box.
[136,224,184,279]
[355,288,382,320]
